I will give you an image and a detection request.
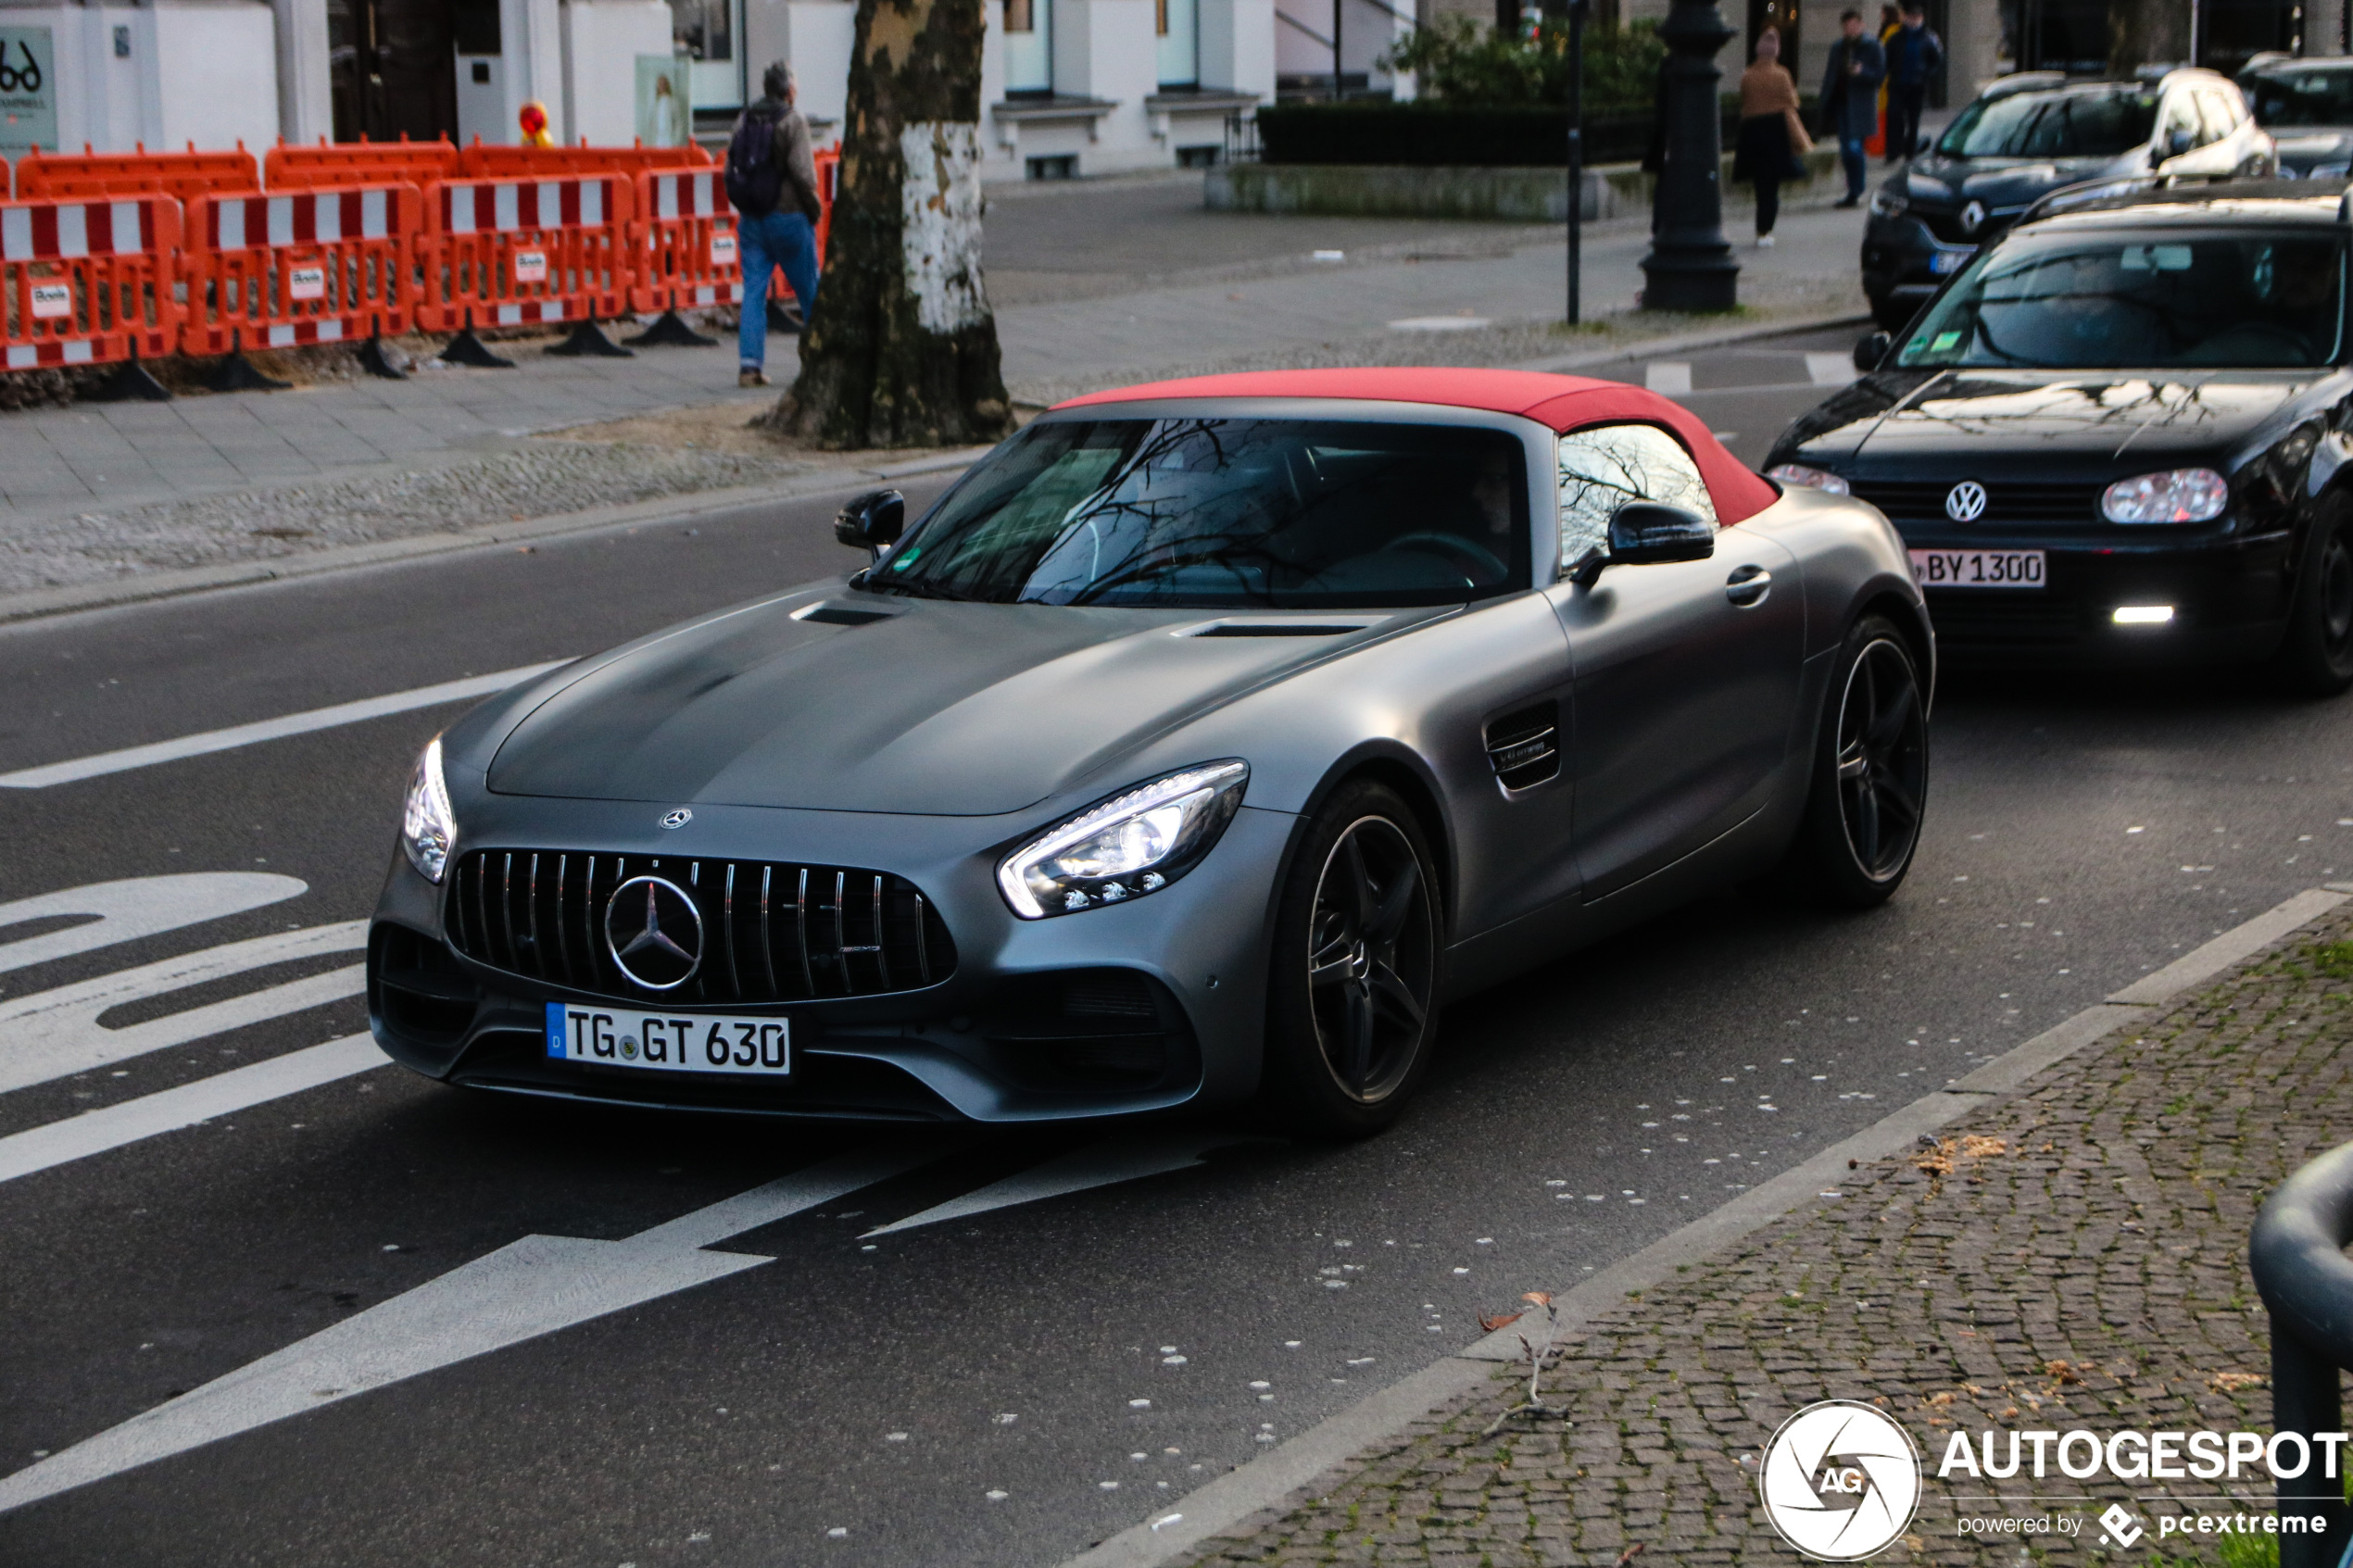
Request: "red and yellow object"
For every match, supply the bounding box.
[519,102,553,149]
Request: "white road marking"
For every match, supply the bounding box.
[1806,352,1859,387]
[1387,317,1491,332]
[1643,362,1692,395]
[0,874,307,975]
[0,1034,388,1185]
[0,922,366,1096]
[0,660,571,789]
[0,1145,951,1514]
[861,1134,1252,1237]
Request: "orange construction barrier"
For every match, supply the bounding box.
[417,173,635,332]
[458,140,712,181]
[631,167,740,316]
[2,194,182,370]
[265,137,457,192]
[181,183,421,355]
[16,144,258,203]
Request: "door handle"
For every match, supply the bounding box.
[1725,564,1771,608]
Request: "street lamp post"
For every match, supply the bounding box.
[1640,0,1740,311]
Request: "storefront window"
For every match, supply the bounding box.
[672,0,730,62]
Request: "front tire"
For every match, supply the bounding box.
[2272,493,2353,697]
[1258,782,1441,1138]
[1789,615,1929,908]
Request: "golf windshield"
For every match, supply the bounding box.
[869,418,1530,608]
[1934,88,2159,158]
[2249,68,2353,128]
[1895,231,2347,369]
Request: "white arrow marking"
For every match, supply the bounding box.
[1643,362,1692,396]
[0,1143,951,1514]
[0,1034,390,1185]
[0,874,308,976]
[861,1133,1254,1237]
[0,922,366,1096]
[0,661,572,788]
[1806,351,1859,387]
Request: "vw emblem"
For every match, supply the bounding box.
[660,808,693,830]
[604,876,704,991]
[1944,480,1989,522]
[1958,198,1986,236]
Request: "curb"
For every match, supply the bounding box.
[0,447,991,629]
[1508,308,1874,374]
[1059,884,2353,1568]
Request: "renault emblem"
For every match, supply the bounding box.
[604,876,703,990]
[1958,199,1986,237]
[1944,481,1989,522]
[661,808,693,830]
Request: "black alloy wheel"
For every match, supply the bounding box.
[2274,494,2353,696]
[1261,782,1440,1137]
[1792,615,1929,907]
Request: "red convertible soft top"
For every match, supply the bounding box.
[1052,367,1780,526]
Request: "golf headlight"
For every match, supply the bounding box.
[2101,468,2227,523]
[999,760,1248,919]
[400,734,458,884]
[1767,463,1850,495]
[1869,185,1908,218]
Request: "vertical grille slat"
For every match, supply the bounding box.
[445,849,954,1004]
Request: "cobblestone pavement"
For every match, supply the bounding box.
[1181,906,2353,1567]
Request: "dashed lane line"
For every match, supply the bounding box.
[860,1133,1257,1236]
[0,660,571,789]
[0,873,306,975]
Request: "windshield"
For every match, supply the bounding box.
[1935,89,2159,158]
[2248,68,2353,129]
[1895,230,2345,369]
[873,418,1529,608]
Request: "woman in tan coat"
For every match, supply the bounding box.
[1731,26,1808,247]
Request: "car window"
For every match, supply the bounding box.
[1556,423,1718,573]
[2159,94,2200,149]
[876,418,1530,608]
[1895,229,2346,369]
[1936,88,2160,158]
[2248,67,2353,128]
[2195,91,2239,144]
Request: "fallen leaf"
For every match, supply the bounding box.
[1478,1311,1523,1332]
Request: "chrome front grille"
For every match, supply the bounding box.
[1853,480,2106,526]
[444,849,955,1004]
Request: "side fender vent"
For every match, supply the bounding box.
[1485,700,1560,791]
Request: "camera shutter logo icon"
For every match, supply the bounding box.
[1758,1400,1922,1561]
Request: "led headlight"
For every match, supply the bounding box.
[1766,463,1850,495]
[2101,468,2227,523]
[1868,185,1908,219]
[400,734,457,884]
[998,760,1249,919]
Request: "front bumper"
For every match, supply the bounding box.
[1861,211,1982,322]
[367,797,1298,1123]
[1898,524,2296,667]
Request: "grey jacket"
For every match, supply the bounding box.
[1818,37,1886,143]
[734,98,824,224]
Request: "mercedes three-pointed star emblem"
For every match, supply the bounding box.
[604,875,704,991]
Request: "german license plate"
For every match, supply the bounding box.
[1930,247,1975,276]
[1910,548,2045,588]
[546,1003,790,1075]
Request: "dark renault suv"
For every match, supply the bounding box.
[1863,69,2275,328]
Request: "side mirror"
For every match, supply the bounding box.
[1914,131,1931,157]
[835,489,906,560]
[2166,128,2196,158]
[1854,330,1893,371]
[1610,502,1716,565]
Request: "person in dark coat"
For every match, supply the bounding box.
[1819,8,1887,206]
[1884,0,1944,164]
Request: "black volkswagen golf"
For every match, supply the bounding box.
[1772,182,2353,692]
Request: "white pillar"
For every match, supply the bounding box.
[1945,0,2000,94]
[271,0,332,143]
[1199,0,1273,95]
[2309,0,2347,54]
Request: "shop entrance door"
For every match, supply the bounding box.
[329,0,458,143]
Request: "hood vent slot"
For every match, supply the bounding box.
[1184,621,1370,638]
[793,602,898,626]
[1485,701,1560,791]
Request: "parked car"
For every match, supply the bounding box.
[371,369,1931,1138]
[1863,69,2277,330]
[1777,181,2353,690]
[2240,52,2353,181]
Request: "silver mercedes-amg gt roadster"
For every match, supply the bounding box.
[367,368,1932,1136]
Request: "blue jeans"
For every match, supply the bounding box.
[737,209,820,370]
[1840,133,1869,198]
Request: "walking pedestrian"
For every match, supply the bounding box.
[1820,8,1886,207]
[1883,0,1942,164]
[1733,26,1807,247]
[724,60,824,389]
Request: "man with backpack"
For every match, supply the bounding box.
[726,61,824,388]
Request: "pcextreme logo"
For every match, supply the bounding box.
[1759,1399,1925,1562]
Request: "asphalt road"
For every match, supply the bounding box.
[2,329,2350,1568]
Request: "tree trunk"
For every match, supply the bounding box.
[771,0,1013,448]
[2108,0,2189,76]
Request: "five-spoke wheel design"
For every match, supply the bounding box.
[1831,633,1928,884]
[1304,815,1437,1105]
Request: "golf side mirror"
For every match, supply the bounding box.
[835,489,907,560]
[1607,503,1716,565]
[1855,330,1893,371]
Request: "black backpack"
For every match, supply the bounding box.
[726,108,785,217]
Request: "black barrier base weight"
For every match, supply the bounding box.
[358,335,409,380]
[766,300,804,335]
[86,356,173,404]
[438,327,514,369]
[206,350,293,394]
[547,320,635,358]
[624,310,719,348]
